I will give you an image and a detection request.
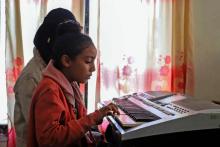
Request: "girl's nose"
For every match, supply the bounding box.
[90,62,96,72]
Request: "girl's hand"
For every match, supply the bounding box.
[99,103,120,117]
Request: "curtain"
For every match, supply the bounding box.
[88,0,194,112]
[5,1,84,147]
[171,0,194,95]
[6,0,24,146]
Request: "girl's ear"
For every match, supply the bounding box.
[60,55,72,68]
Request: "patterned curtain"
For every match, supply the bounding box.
[88,0,194,111]
[171,0,194,95]
[6,0,24,146]
[5,0,84,147]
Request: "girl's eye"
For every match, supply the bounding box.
[86,60,92,64]
[86,57,94,63]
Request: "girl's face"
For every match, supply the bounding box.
[63,45,97,83]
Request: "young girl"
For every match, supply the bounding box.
[27,32,119,147]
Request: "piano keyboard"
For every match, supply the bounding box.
[98,91,176,128]
[113,98,161,122]
[103,98,161,128]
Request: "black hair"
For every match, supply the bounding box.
[52,33,95,69]
[55,20,82,37]
[33,8,81,64]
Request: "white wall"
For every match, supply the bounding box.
[192,0,220,101]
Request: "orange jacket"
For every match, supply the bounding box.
[27,61,102,147]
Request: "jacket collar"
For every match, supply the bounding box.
[43,60,74,97]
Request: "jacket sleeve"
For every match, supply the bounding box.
[14,77,38,123]
[34,86,102,147]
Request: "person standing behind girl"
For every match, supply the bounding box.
[14,8,82,147]
[27,32,119,147]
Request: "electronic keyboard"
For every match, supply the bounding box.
[99,91,220,142]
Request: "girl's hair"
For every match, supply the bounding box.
[33,8,81,64]
[52,33,95,69]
